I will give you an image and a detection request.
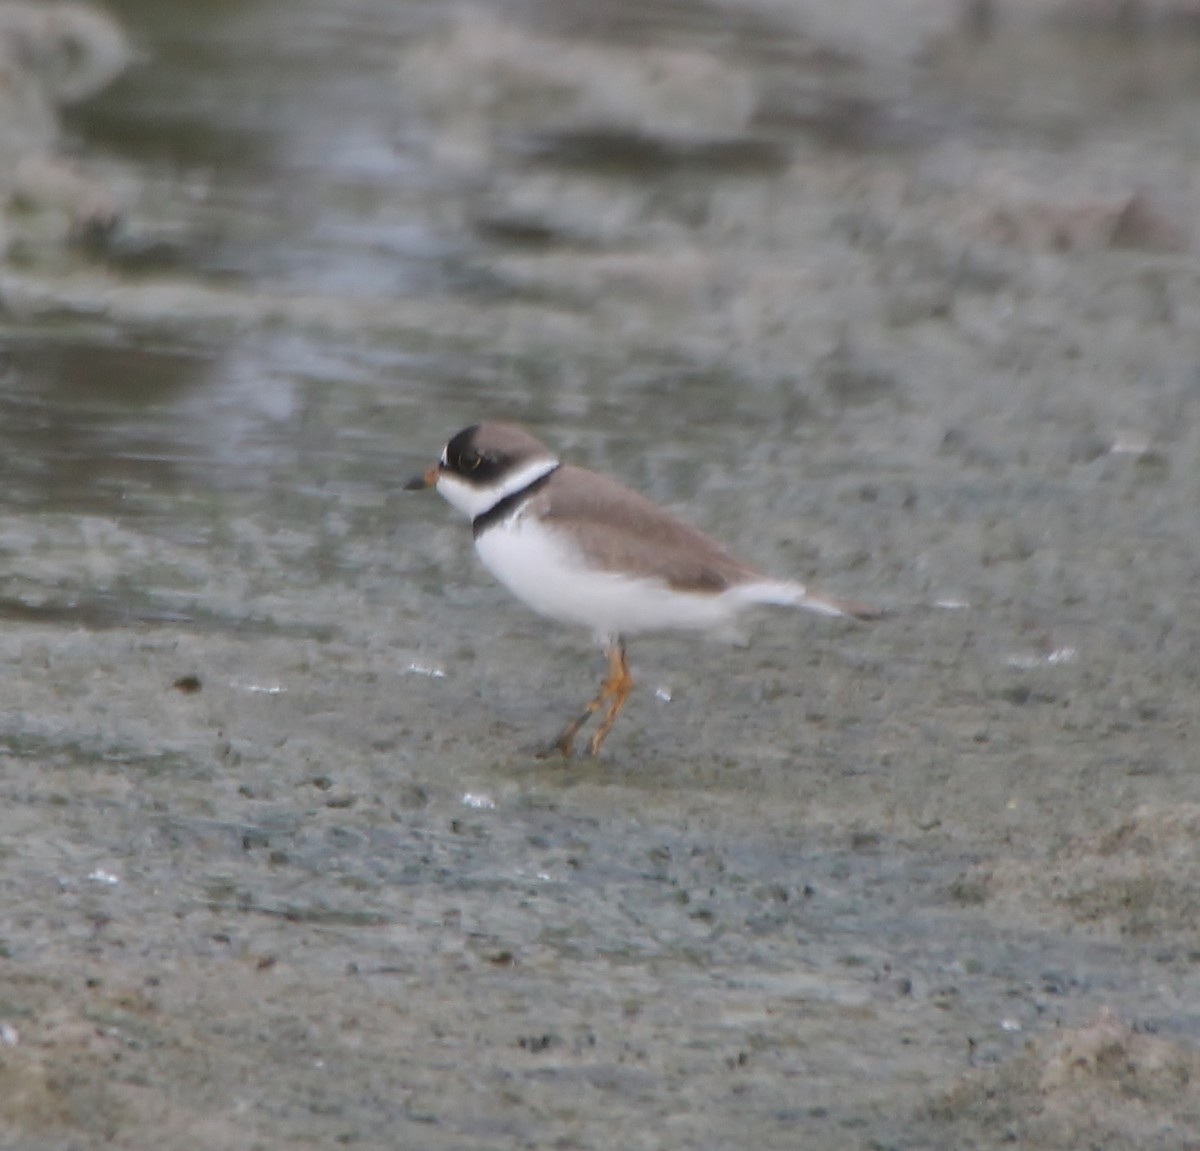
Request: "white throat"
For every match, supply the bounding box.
[435,456,559,520]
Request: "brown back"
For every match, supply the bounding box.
[526,465,762,593]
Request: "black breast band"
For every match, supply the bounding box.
[472,465,560,539]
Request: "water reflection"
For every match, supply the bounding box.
[1,0,1198,576]
[0,332,212,511]
[63,0,448,292]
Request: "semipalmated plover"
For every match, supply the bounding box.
[407,422,876,756]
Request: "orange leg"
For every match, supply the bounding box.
[547,639,633,758]
[589,641,633,757]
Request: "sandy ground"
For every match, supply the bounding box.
[1,1,1200,1148]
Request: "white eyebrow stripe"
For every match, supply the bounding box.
[440,447,448,465]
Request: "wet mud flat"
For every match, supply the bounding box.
[1,586,1199,1151]
[2,0,1200,1148]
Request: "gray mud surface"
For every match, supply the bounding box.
[1,1,1200,1147]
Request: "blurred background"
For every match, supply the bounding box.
[2,2,1200,1148]
[3,0,1196,532]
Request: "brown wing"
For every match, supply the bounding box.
[526,465,762,593]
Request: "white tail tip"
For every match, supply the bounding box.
[737,580,881,620]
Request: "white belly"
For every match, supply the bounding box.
[474,514,741,642]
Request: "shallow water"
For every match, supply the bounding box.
[2,0,1200,1147]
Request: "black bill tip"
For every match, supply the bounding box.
[404,465,439,491]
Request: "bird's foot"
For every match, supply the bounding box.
[535,712,592,759]
[536,639,632,760]
[534,733,575,760]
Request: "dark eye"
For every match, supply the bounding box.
[461,450,482,471]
